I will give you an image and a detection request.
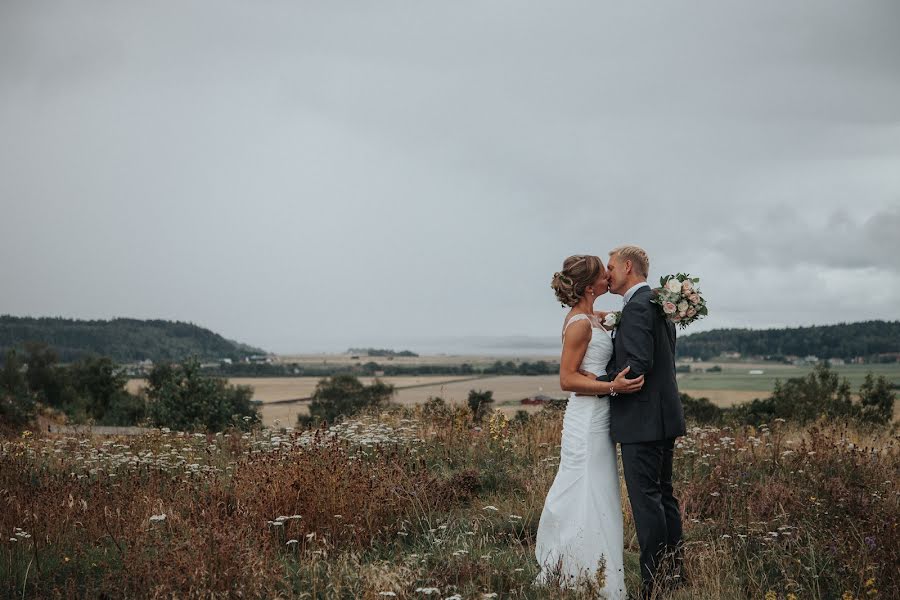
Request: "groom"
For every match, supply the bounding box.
[599,245,686,599]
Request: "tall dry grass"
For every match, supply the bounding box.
[1,405,897,599]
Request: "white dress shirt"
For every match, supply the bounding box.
[623,281,650,305]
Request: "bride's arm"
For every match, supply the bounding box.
[559,321,612,395]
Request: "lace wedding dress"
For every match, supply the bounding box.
[534,313,625,598]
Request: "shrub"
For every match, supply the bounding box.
[680,392,724,425]
[467,389,494,423]
[857,373,896,424]
[299,375,395,427]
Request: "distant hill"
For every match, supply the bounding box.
[0,316,266,363]
[677,320,900,361]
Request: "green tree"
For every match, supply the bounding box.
[68,356,146,425]
[857,373,896,425]
[145,359,259,432]
[0,349,35,428]
[467,389,494,424]
[23,342,68,407]
[300,375,395,427]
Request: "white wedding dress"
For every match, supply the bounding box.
[534,313,625,598]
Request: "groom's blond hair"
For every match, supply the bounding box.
[609,245,649,278]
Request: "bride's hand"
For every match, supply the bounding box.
[612,366,644,394]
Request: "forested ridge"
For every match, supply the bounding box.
[0,316,264,363]
[678,320,900,361]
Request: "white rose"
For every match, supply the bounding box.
[681,280,694,293]
[604,312,618,328]
[665,278,682,294]
[677,300,689,313]
[678,310,687,318]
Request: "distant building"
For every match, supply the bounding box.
[827,358,845,366]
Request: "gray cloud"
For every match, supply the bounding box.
[713,205,900,272]
[1,1,899,353]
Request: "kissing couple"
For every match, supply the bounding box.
[534,245,687,600]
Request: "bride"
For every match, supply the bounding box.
[534,255,645,598]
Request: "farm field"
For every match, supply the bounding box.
[128,362,900,426]
[677,361,900,391]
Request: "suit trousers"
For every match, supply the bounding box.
[620,438,683,597]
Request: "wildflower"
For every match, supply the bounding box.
[286,539,299,546]
[483,594,498,599]
[149,514,166,523]
[415,588,440,595]
[482,505,499,511]
[378,593,397,597]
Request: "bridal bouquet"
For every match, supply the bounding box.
[652,273,707,328]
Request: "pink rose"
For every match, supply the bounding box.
[672,314,682,322]
[681,280,694,293]
[689,294,700,304]
[678,310,687,318]
[663,301,677,314]
[687,308,697,317]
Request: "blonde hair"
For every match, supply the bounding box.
[609,245,649,278]
[550,255,604,307]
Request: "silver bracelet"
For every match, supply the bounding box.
[609,384,617,397]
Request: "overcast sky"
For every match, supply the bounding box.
[1,1,899,354]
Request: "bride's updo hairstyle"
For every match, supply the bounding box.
[551,255,604,307]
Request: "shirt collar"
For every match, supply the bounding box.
[623,281,650,305]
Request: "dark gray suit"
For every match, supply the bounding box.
[601,284,686,597]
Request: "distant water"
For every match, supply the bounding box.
[408,336,561,357]
[293,336,561,357]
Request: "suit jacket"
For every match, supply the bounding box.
[602,285,686,443]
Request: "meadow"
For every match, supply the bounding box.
[2,404,897,599]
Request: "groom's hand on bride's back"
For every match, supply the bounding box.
[610,365,644,394]
[579,367,644,395]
